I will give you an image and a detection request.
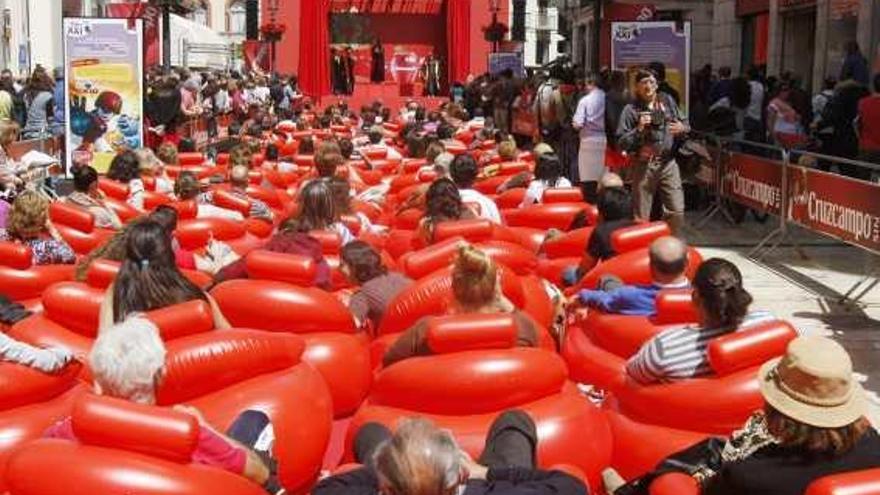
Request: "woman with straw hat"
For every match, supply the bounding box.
[703,335,880,495]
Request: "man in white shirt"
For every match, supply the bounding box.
[744,67,765,141]
[572,73,606,202]
[450,154,502,223]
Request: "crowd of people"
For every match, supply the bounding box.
[0,49,878,495]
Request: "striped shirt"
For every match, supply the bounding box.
[626,311,776,384]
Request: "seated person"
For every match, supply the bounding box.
[520,153,572,206]
[360,125,402,161]
[340,240,412,329]
[296,179,355,246]
[65,165,123,230]
[106,150,145,211]
[570,236,690,316]
[44,316,283,493]
[383,245,539,367]
[0,191,75,265]
[198,166,274,222]
[607,336,880,495]
[314,411,586,495]
[450,154,502,223]
[562,187,636,286]
[328,177,382,234]
[98,220,231,332]
[396,152,455,215]
[415,178,477,246]
[214,217,331,289]
[174,171,245,221]
[0,326,73,373]
[142,146,175,194]
[626,258,773,384]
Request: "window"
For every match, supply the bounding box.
[227,0,247,34]
[189,7,209,27]
[536,30,551,64]
[538,0,550,9]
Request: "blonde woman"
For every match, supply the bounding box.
[0,191,75,265]
[383,244,539,367]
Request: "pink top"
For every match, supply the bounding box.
[45,416,246,474]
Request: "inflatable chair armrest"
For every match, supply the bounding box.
[177,152,205,166]
[610,222,671,254]
[649,472,700,495]
[213,189,252,216]
[171,200,199,220]
[0,241,32,269]
[0,361,81,411]
[805,468,880,495]
[708,320,797,376]
[97,178,130,201]
[426,314,518,354]
[309,230,342,255]
[146,300,215,340]
[85,259,120,289]
[71,394,199,463]
[399,236,466,280]
[652,290,697,325]
[50,201,95,233]
[246,250,317,286]
[158,330,305,405]
[542,188,584,204]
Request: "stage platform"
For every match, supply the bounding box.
[317,82,448,112]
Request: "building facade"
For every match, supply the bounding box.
[712,0,879,92]
[511,0,564,68]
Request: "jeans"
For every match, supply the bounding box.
[354,410,538,470]
[227,410,283,494]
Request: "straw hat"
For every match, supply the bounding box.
[759,335,866,428]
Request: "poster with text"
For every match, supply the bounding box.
[611,21,691,116]
[64,18,144,174]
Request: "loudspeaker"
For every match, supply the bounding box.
[246,0,259,40]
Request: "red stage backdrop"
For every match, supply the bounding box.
[266,0,509,97]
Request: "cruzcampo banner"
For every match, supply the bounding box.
[611,21,691,116]
[64,17,144,173]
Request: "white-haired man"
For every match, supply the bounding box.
[43,316,283,494]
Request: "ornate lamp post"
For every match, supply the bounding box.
[484,0,508,53]
[160,0,173,74]
[260,0,285,74]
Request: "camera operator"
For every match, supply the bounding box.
[617,69,689,236]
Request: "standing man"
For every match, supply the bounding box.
[423,54,442,96]
[370,38,385,84]
[331,48,345,95]
[617,69,689,236]
[571,73,606,203]
[344,47,356,95]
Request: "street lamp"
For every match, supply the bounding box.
[160,0,172,74]
[489,0,501,53]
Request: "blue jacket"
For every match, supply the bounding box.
[578,282,689,316]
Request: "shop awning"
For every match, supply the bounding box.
[170,13,231,69]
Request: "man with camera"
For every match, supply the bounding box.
[617,69,689,236]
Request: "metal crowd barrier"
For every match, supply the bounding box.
[691,132,880,303]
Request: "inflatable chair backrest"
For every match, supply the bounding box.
[210,279,357,334]
[146,300,216,341]
[170,200,199,220]
[178,152,205,166]
[97,178,130,201]
[309,230,342,256]
[371,314,567,415]
[496,161,530,176]
[504,203,598,230]
[42,281,103,338]
[610,222,671,254]
[708,320,797,376]
[403,158,428,174]
[50,201,95,233]
[542,188,584,204]
[245,250,317,287]
[4,393,265,495]
[176,217,247,251]
[85,258,212,290]
[144,190,172,210]
[434,218,495,244]
[158,330,305,405]
[399,237,464,280]
[213,189,252,217]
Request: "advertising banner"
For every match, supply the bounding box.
[64,18,144,173]
[105,2,161,68]
[611,21,691,115]
[488,52,526,79]
[722,152,784,216]
[787,166,880,255]
[331,43,436,85]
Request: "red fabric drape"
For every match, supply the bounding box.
[446,0,470,85]
[754,13,769,65]
[299,0,331,98]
